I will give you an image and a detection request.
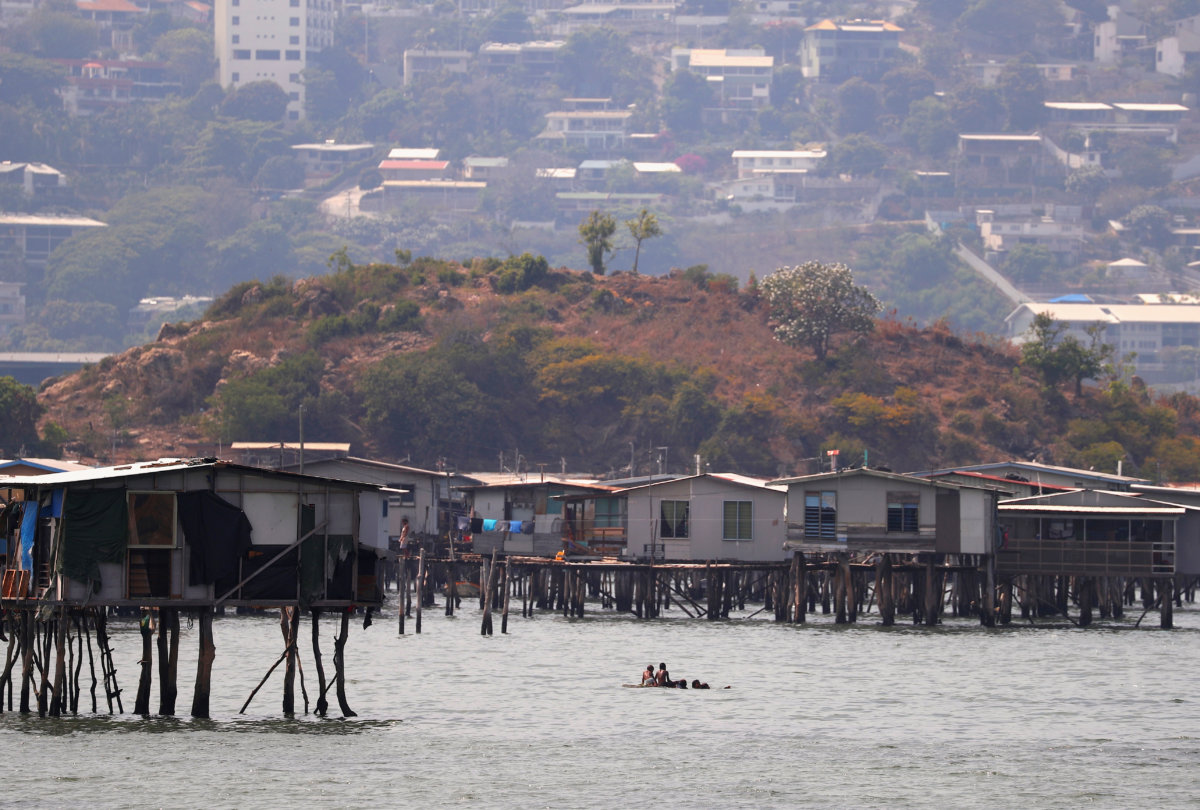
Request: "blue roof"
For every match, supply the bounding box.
[1048,294,1093,303]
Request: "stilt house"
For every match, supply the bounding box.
[0,458,386,608]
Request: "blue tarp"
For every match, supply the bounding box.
[1048,294,1093,303]
[20,503,36,571]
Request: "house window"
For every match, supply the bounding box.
[289,72,300,82]
[232,15,239,23]
[290,16,299,25]
[232,72,239,81]
[256,49,281,60]
[886,492,919,533]
[723,501,752,540]
[594,497,622,528]
[387,485,415,507]
[290,35,299,44]
[660,500,689,539]
[232,34,239,43]
[381,498,388,518]
[128,492,177,548]
[286,50,301,60]
[232,49,251,59]
[804,491,836,539]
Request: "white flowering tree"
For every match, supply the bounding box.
[760,261,881,361]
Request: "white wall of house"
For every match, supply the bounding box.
[215,0,336,120]
[625,476,787,561]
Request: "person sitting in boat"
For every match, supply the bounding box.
[642,664,657,686]
[691,680,710,689]
[655,663,671,687]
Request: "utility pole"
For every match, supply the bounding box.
[298,404,305,474]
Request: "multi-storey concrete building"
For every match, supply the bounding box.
[214,0,337,120]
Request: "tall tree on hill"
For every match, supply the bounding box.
[996,60,1046,131]
[625,208,661,274]
[0,375,42,456]
[1020,313,1114,396]
[578,210,616,275]
[760,261,881,361]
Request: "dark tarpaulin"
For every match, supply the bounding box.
[300,534,355,606]
[177,490,253,590]
[60,489,128,588]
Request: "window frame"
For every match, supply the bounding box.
[722,500,753,541]
[660,500,690,539]
[886,492,919,533]
[126,491,178,549]
[803,490,837,539]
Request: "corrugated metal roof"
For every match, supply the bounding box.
[0,459,379,489]
[999,503,1184,515]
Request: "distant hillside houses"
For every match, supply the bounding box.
[1006,301,1200,384]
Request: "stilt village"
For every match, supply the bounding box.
[2,447,1198,720]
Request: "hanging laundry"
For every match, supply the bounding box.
[508,520,523,534]
[470,517,484,533]
[456,515,470,532]
[482,518,497,532]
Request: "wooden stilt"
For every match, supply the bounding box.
[924,555,938,626]
[415,549,425,634]
[333,609,357,718]
[501,560,512,634]
[878,554,895,626]
[1161,577,1174,629]
[158,608,180,715]
[311,609,328,717]
[981,555,996,627]
[481,549,498,636]
[282,607,299,715]
[37,614,51,716]
[49,608,67,717]
[133,610,153,715]
[19,610,33,714]
[397,556,407,635]
[1078,577,1093,627]
[190,608,214,719]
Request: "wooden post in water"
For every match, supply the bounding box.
[158,608,180,715]
[791,552,806,624]
[1078,577,1093,627]
[981,555,996,627]
[19,610,33,714]
[190,608,215,719]
[878,554,895,626]
[833,553,848,624]
[333,610,357,717]
[398,556,407,635]
[50,608,67,717]
[282,607,299,714]
[311,609,328,717]
[134,610,153,716]
[1161,577,1174,629]
[481,548,498,636]
[924,555,938,626]
[415,548,425,634]
[501,560,512,634]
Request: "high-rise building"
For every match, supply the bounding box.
[214,0,337,120]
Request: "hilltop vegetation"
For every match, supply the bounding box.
[25,255,1200,482]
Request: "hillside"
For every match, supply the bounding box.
[34,257,1200,481]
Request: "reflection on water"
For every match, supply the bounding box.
[1,600,1197,808]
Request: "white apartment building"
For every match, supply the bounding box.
[214,0,337,120]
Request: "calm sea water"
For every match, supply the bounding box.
[1,594,1198,809]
